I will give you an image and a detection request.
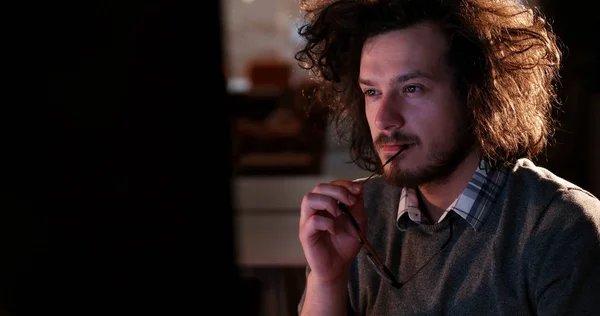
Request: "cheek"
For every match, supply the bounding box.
[430,116,465,147]
[414,111,456,146]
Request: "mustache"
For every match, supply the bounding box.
[375,131,420,147]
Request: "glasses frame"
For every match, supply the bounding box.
[339,201,454,289]
[338,202,402,288]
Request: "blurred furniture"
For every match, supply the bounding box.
[234,175,336,266]
[245,57,291,92]
[229,81,327,176]
[235,175,335,316]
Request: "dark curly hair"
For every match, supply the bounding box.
[294,0,562,172]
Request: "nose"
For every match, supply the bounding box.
[374,93,405,131]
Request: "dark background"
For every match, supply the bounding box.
[534,0,600,191]
[1,1,241,315]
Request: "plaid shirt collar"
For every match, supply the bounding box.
[397,162,508,232]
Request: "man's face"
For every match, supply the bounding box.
[359,21,475,187]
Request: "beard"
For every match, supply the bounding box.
[379,123,476,188]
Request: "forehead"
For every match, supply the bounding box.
[360,21,449,77]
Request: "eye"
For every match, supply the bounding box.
[363,89,378,97]
[403,85,423,93]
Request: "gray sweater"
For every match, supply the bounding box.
[299,159,600,315]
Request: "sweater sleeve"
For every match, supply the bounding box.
[530,188,600,316]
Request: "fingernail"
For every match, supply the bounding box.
[351,184,361,193]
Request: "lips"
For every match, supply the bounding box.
[381,143,412,153]
[378,145,409,164]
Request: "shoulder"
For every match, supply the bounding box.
[507,158,600,211]
[506,158,600,239]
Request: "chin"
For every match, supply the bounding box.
[385,154,467,188]
[384,165,427,188]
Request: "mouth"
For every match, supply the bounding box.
[381,143,414,155]
[381,143,411,162]
[359,144,409,184]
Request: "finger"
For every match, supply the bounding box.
[330,180,363,195]
[299,213,336,244]
[312,182,360,207]
[299,192,342,226]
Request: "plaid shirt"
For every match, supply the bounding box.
[397,163,508,231]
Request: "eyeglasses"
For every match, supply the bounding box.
[338,146,453,288]
[338,202,453,289]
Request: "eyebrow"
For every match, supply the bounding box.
[358,71,432,86]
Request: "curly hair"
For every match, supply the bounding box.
[294,0,562,172]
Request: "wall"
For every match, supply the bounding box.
[222,0,306,83]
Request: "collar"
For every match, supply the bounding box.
[397,162,508,231]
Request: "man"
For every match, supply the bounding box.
[294,0,600,315]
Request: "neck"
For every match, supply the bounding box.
[418,149,481,223]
